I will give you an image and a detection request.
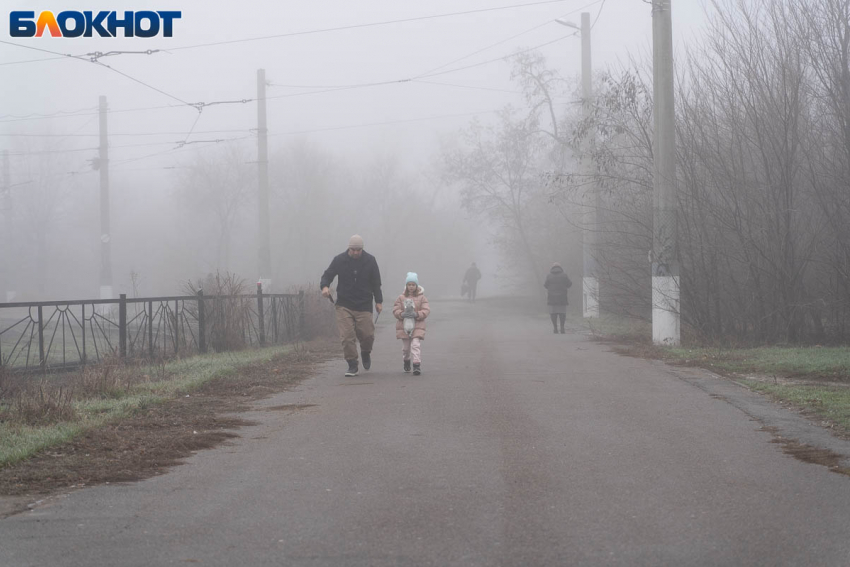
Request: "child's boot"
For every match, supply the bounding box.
[412,363,421,376]
[404,359,411,373]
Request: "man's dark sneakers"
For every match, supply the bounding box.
[553,328,558,334]
[403,359,411,373]
[345,360,359,377]
[560,328,566,334]
[361,351,371,370]
[412,363,421,376]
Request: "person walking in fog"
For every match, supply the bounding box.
[463,262,482,303]
[544,262,572,334]
[393,272,430,376]
[321,235,383,377]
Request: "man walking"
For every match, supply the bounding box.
[463,262,482,303]
[321,235,383,376]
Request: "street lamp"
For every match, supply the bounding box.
[556,13,599,319]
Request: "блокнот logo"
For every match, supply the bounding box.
[10,11,181,38]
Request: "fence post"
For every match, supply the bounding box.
[148,300,154,358]
[37,305,45,369]
[271,297,279,343]
[257,282,266,346]
[299,290,306,340]
[81,303,86,365]
[119,294,127,358]
[174,300,179,355]
[197,290,207,353]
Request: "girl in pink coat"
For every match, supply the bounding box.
[393,272,430,375]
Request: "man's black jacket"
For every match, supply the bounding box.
[320,250,383,313]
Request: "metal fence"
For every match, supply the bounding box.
[0,285,305,371]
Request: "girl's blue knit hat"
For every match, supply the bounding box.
[405,272,419,285]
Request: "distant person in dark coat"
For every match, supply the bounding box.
[544,262,572,334]
[463,262,482,303]
[321,234,383,377]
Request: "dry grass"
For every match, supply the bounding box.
[4,381,77,426]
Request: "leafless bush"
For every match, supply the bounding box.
[1,379,77,425]
[184,270,253,352]
[290,283,336,340]
[77,359,152,400]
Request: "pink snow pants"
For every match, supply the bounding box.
[401,337,421,364]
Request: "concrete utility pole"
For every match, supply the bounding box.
[98,95,113,300]
[1,149,13,302]
[651,0,680,345]
[557,13,599,319]
[579,12,599,319]
[256,69,272,292]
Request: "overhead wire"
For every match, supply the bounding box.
[0,128,251,138]
[267,109,504,137]
[415,0,600,77]
[0,0,578,66]
[591,0,607,29]
[1,1,586,146]
[160,0,577,53]
[0,0,590,126]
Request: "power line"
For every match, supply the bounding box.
[1,14,577,126]
[92,60,193,107]
[0,0,580,65]
[268,109,503,137]
[418,33,575,79]
[591,0,607,29]
[264,32,575,101]
[5,138,227,157]
[0,105,98,121]
[0,39,193,108]
[416,0,600,77]
[0,101,225,124]
[163,0,576,53]
[0,128,251,138]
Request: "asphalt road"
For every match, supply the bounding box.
[2,299,850,566]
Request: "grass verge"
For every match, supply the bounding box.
[738,380,850,432]
[0,346,293,469]
[582,315,850,434]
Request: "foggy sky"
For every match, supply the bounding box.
[1,0,708,164]
[0,0,710,299]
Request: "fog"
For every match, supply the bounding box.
[1,0,708,302]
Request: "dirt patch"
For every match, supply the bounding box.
[0,340,338,505]
[759,426,850,477]
[262,404,317,412]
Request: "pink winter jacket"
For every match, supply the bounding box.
[393,287,430,340]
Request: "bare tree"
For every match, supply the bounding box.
[442,108,550,288]
[176,145,255,272]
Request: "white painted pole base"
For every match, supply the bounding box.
[583,276,599,319]
[652,276,680,346]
